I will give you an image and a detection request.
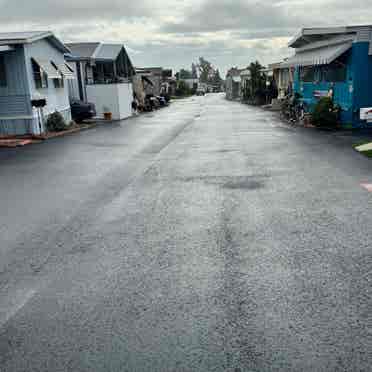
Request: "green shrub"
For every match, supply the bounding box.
[312,97,340,128]
[46,111,67,132]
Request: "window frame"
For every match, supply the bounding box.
[51,61,64,89]
[32,58,48,89]
[320,62,347,83]
[53,77,64,88]
[300,66,316,83]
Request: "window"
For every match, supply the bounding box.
[0,55,7,87]
[53,78,64,88]
[300,66,316,82]
[320,62,347,83]
[51,61,64,88]
[32,59,48,89]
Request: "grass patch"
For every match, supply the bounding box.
[361,149,372,157]
[342,122,353,130]
[356,148,372,158]
[352,141,372,158]
[352,141,369,149]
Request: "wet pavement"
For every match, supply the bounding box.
[1,93,372,371]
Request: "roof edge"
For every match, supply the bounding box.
[288,26,350,48]
[0,31,70,54]
[288,25,372,48]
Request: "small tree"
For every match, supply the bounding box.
[246,61,266,105]
[198,57,214,84]
[212,69,222,86]
[178,69,192,79]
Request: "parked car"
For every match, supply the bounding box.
[70,100,96,122]
[196,88,206,96]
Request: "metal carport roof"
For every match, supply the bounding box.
[91,44,123,61]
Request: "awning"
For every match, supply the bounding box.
[32,58,61,79]
[0,45,14,52]
[282,42,352,67]
[232,76,241,83]
[58,62,75,79]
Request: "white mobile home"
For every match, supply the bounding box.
[0,31,73,135]
[65,43,135,120]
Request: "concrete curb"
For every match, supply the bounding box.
[32,124,95,140]
[0,124,97,148]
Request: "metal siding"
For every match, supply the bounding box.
[293,51,355,127]
[0,46,32,128]
[0,46,30,96]
[0,118,31,135]
[0,95,31,116]
[24,39,71,116]
[350,42,372,127]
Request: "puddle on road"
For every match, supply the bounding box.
[223,178,264,190]
[180,175,267,190]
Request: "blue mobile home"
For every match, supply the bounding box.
[0,31,73,135]
[284,26,372,128]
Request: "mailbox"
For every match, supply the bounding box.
[31,98,47,108]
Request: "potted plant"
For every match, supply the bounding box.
[103,106,112,121]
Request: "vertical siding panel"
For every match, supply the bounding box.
[0,46,29,97]
[0,46,33,134]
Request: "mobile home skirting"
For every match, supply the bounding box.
[0,117,32,135]
[0,107,72,135]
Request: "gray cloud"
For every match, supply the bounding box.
[231,28,297,40]
[160,0,372,37]
[127,37,292,75]
[0,0,151,22]
[160,0,306,34]
[0,0,371,76]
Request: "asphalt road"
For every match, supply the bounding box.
[1,94,372,371]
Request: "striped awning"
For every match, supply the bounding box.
[58,62,75,79]
[32,58,61,79]
[0,45,14,52]
[282,42,352,67]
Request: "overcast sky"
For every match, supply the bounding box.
[0,0,371,75]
